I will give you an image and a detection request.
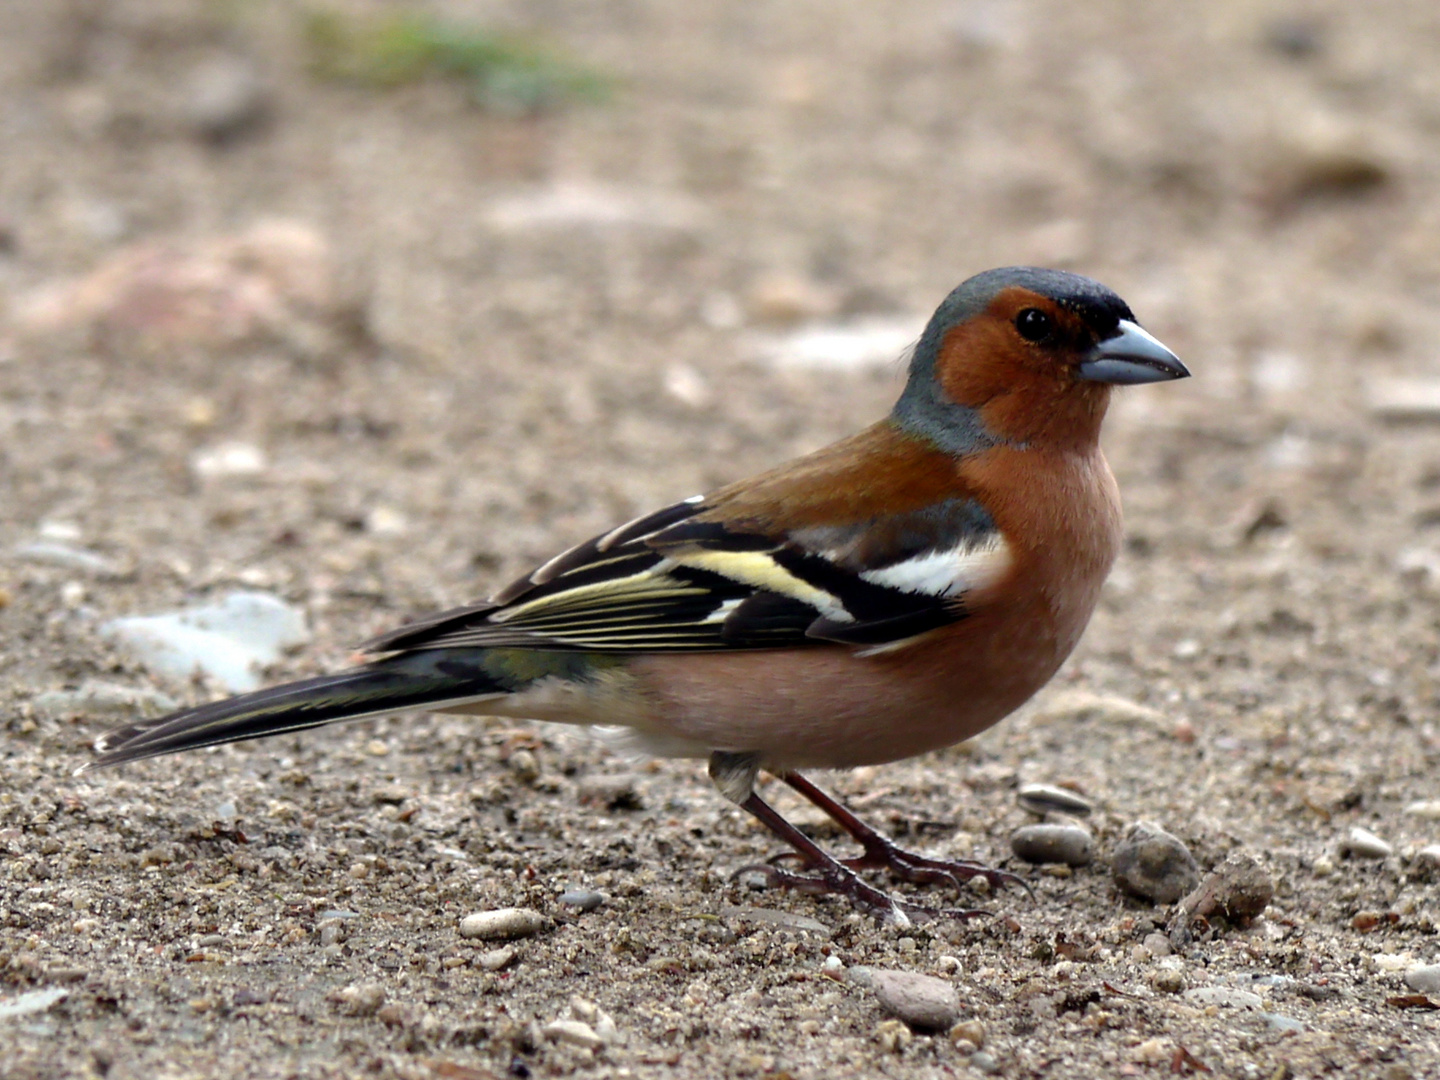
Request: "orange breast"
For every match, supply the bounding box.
[631,443,1123,770]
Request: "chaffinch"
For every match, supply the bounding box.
[86,266,1187,925]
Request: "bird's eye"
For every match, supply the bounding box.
[1015,308,1054,343]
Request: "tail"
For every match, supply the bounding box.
[80,650,509,771]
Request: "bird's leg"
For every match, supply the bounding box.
[778,771,1030,897]
[734,789,994,927]
[711,752,988,925]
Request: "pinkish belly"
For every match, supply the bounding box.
[628,620,1066,770]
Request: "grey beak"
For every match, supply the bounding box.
[1077,320,1189,385]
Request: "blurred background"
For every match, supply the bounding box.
[3,1,1440,1076]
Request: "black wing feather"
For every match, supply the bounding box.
[360,495,1005,657]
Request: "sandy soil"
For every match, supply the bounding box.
[2,1,1440,1077]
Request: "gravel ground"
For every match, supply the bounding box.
[3,1,1440,1077]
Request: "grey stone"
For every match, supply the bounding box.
[14,541,119,577]
[1261,1012,1307,1033]
[970,1051,1001,1074]
[1404,963,1440,995]
[719,905,832,937]
[32,680,177,720]
[1111,822,1200,904]
[869,969,960,1032]
[558,889,606,912]
[1016,782,1093,817]
[1011,823,1094,866]
[183,55,268,141]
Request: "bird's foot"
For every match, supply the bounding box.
[772,772,1032,900]
[766,837,1031,902]
[843,835,1033,901]
[732,861,991,927]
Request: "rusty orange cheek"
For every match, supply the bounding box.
[935,319,1071,412]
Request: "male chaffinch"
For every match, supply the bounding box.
[85,266,1187,925]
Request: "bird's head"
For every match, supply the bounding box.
[894,267,1188,452]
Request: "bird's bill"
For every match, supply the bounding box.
[1076,320,1189,385]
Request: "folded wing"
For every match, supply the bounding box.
[364,495,1012,656]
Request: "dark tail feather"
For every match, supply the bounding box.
[80,651,507,771]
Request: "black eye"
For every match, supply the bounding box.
[1015,308,1054,343]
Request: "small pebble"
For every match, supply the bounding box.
[1405,964,1440,995]
[1261,1012,1307,1033]
[183,55,268,141]
[1011,823,1094,866]
[1339,826,1393,860]
[0,988,68,1019]
[720,906,832,937]
[376,1003,411,1028]
[329,982,385,1016]
[1016,782,1093,817]
[1150,968,1187,994]
[191,441,267,480]
[1132,1038,1170,1065]
[821,955,845,977]
[558,889,606,912]
[477,946,517,972]
[1414,845,1440,870]
[14,541,119,577]
[970,1050,1001,1074]
[459,908,547,941]
[541,1019,604,1051]
[1174,852,1274,922]
[1112,822,1200,904]
[1143,932,1173,957]
[1368,379,1440,423]
[32,680,177,720]
[1403,800,1440,819]
[869,969,960,1032]
[949,1019,985,1048]
[508,749,540,783]
[874,1018,912,1053]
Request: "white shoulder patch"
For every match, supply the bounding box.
[858,534,1012,598]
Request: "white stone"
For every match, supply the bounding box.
[101,591,310,693]
[755,316,922,372]
[459,907,546,941]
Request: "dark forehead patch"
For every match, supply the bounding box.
[931,266,1135,337]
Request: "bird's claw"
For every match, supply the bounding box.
[766,840,1031,901]
[851,845,1034,902]
[732,861,992,926]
